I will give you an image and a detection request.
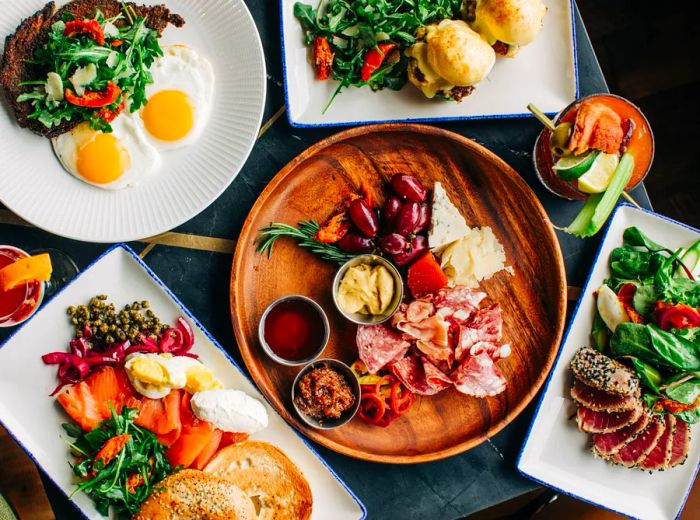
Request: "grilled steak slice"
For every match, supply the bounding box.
[0,0,184,138]
[570,346,639,396]
[592,413,650,457]
[669,418,691,468]
[576,403,642,434]
[571,380,640,413]
[639,414,675,471]
[612,415,665,467]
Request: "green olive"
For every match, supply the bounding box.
[550,122,573,157]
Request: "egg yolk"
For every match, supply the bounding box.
[77,133,129,184]
[184,364,223,394]
[142,89,194,141]
[129,357,170,386]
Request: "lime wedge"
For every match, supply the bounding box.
[577,153,620,194]
[553,151,599,180]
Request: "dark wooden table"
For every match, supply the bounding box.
[0,2,652,519]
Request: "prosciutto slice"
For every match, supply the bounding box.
[357,324,410,374]
[451,352,506,397]
[391,355,450,396]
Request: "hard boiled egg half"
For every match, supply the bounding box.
[139,44,215,150]
[52,115,160,190]
[124,353,223,399]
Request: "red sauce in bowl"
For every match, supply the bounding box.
[534,94,655,200]
[263,298,327,362]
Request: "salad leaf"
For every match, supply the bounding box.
[611,322,700,371]
[623,226,671,253]
[609,247,658,279]
[647,323,700,371]
[590,310,609,352]
[664,379,700,405]
[674,408,700,424]
[632,284,657,316]
[627,357,663,393]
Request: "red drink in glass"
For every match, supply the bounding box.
[0,246,45,327]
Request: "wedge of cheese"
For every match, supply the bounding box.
[428,182,470,252]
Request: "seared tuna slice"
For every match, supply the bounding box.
[669,419,691,468]
[592,414,650,456]
[577,403,642,434]
[639,414,675,470]
[612,415,665,467]
[570,347,639,396]
[571,380,640,412]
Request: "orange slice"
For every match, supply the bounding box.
[0,253,52,292]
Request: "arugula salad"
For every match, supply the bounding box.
[594,226,700,423]
[293,0,463,109]
[17,5,162,132]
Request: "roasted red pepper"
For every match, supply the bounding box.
[65,82,121,108]
[654,301,700,330]
[64,19,105,45]
[96,97,125,122]
[312,36,333,80]
[654,397,700,414]
[314,212,350,243]
[360,43,397,82]
[616,283,645,323]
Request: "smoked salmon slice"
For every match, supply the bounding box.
[191,429,223,470]
[57,366,136,431]
[126,389,182,446]
[165,393,213,468]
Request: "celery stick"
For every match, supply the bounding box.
[564,153,634,238]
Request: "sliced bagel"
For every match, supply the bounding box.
[204,440,313,520]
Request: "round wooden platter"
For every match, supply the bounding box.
[230,124,567,463]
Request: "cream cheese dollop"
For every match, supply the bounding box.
[191,389,268,434]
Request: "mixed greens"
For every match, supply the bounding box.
[17,5,162,132]
[294,0,463,109]
[594,226,700,423]
[64,406,173,518]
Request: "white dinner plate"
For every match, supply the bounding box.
[518,204,700,520]
[0,0,266,242]
[0,245,366,519]
[281,0,577,127]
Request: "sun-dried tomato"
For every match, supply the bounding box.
[64,19,105,45]
[313,36,333,80]
[65,82,121,108]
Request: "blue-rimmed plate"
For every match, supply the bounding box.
[280,0,577,127]
[518,204,700,520]
[0,245,366,519]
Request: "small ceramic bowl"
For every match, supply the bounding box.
[258,294,330,366]
[332,254,403,325]
[291,358,361,429]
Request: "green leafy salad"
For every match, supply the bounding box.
[17,5,162,132]
[293,0,463,109]
[64,406,173,518]
[594,226,700,423]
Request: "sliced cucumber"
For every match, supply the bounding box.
[676,238,700,278]
[553,151,599,181]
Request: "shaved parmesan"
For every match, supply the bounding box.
[70,63,97,97]
[440,226,509,287]
[45,72,64,102]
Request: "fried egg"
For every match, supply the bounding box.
[140,44,215,150]
[51,115,160,190]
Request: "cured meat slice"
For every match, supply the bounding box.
[576,404,642,434]
[669,418,691,468]
[570,347,640,396]
[391,355,450,396]
[639,414,675,470]
[592,413,650,457]
[357,324,410,374]
[612,415,665,467]
[570,380,639,413]
[405,300,434,323]
[434,286,486,315]
[416,339,453,366]
[451,352,506,398]
[397,314,449,345]
[454,304,503,361]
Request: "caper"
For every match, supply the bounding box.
[550,122,573,157]
[141,301,149,308]
[71,317,78,325]
[105,335,115,344]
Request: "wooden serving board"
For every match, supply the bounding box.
[230,124,567,463]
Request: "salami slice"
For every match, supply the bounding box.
[435,286,486,315]
[451,352,506,397]
[391,355,451,396]
[454,304,503,361]
[356,324,410,374]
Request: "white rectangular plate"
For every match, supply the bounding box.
[518,204,700,520]
[281,0,578,127]
[0,245,366,520]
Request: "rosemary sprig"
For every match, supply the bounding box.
[256,220,358,265]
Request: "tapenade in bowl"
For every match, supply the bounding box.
[292,359,360,429]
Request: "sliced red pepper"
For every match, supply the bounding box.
[313,36,333,80]
[357,393,386,424]
[616,283,645,323]
[654,301,700,330]
[65,82,121,108]
[360,43,397,82]
[64,19,105,45]
[96,97,125,123]
[110,39,124,47]
[390,380,413,415]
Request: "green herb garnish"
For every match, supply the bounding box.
[64,406,173,518]
[256,220,358,264]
